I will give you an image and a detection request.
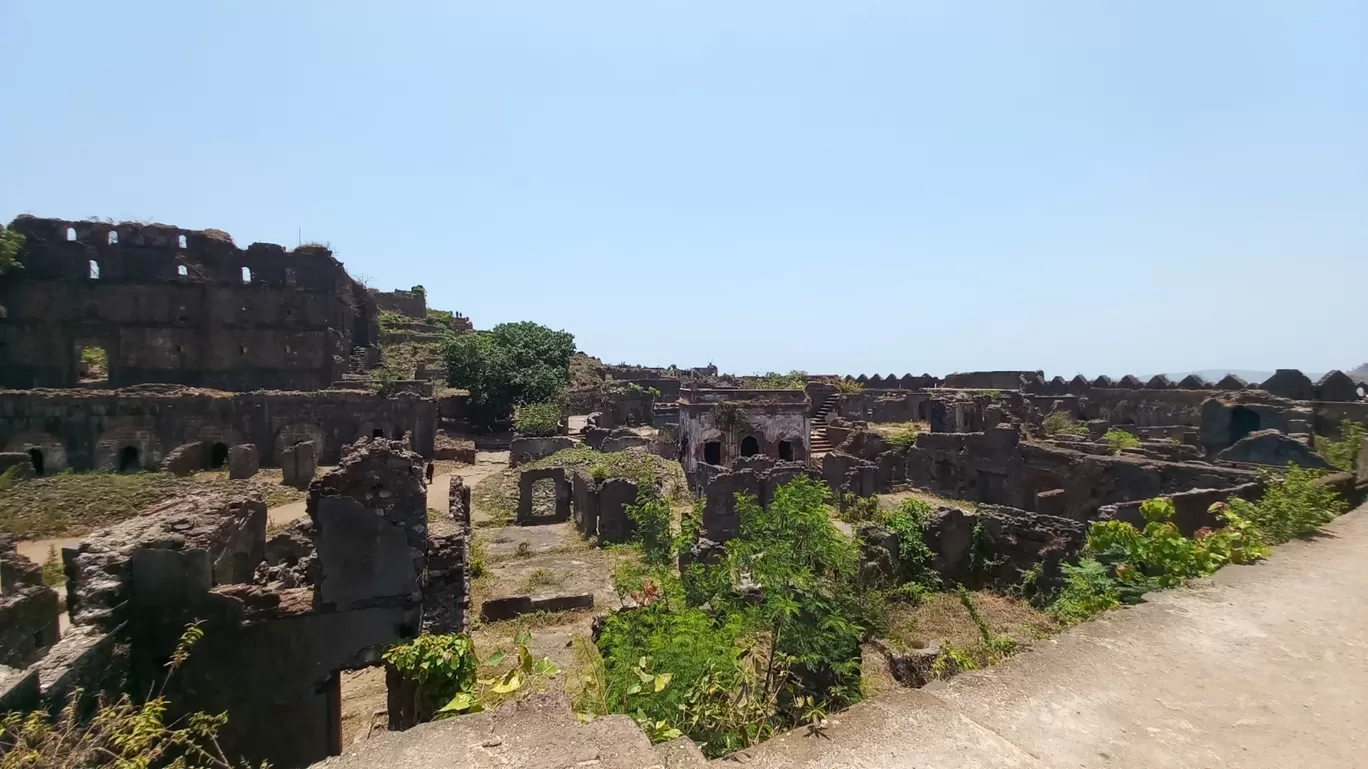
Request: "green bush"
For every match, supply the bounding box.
[441,322,575,426]
[1318,419,1366,472]
[625,485,674,565]
[1222,466,1345,544]
[513,401,563,437]
[591,476,873,757]
[1042,411,1087,437]
[1103,428,1141,454]
[383,631,559,718]
[1049,558,1121,624]
[0,226,23,276]
[745,371,807,390]
[835,379,863,393]
[880,499,940,589]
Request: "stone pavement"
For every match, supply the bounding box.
[732,504,1368,769]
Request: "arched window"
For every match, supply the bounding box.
[178,234,188,248]
[241,266,252,283]
[177,264,189,277]
[88,260,101,279]
[107,231,118,244]
[740,436,760,457]
[66,227,76,241]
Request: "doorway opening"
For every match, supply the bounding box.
[703,441,722,466]
[740,436,760,457]
[27,448,44,477]
[210,442,228,469]
[778,440,794,461]
[1229,406,1261,445]
[118,446,141,473]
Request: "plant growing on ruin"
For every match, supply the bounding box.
[958,587,1017,663]
[1317,419,1365,472]
[1221,466,1345,545]
[1103,428,1141,454]
[41,546,63,587]
[835,379,863,394]
[746,371,807,390]
[383,631,560,719]
[1049,558,1121,624]
[1041,411,1087,437]
[625,484,674,565]
[513,401,563,437]
[0,622,264,769]
[881,499,940,590]
[0,226,22,277]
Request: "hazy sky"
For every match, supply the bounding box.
[2,2,1364,378]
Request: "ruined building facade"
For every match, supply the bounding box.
[0,216,379,391]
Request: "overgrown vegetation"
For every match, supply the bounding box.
[1103,428,1141,454]
[835,379,864,394]
[0,622,264,769]
[0,225,22,277]
[0,471,305,539]
[79,346,107,380]
[1050,471,1344,623]
[513,401,563,437]
[1317,419,1365,472]
[586,476,876,757]
[743,371,807,390]
[383,630,560,718]
[440,322,575,426]
[1041,411,1087,437]
[41,547,63,587]
[624,484,674,565]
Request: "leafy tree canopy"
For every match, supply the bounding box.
[441,322,575,425]
[0,226,23,276]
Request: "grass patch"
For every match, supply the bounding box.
[884,590,1056,666]
[0,470,308,540]
[520,568,566,593]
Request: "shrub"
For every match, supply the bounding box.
[1318,419,1366,472]
[625,485,674,565]
[0,623,262,769]
[1103,428,1141,454]
[41,546,63,587]
[746,371,807,390]
[514,401,563,437]
[1041,411,1087,437]
[835,379,864,394]
[1222,466,1345,544]
[0,226,23,276]
[441,322,575,426]
[591,476,874,757]
[383,631,559,718]
[1049,558,1121,624]
[880,499,939,589]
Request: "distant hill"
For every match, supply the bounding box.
[1349,363,1368,382]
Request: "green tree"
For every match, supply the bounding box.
[0,226,24,276]
[440,322,575,425]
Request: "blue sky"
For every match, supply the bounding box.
[2,1,1364,378]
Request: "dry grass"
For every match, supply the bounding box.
[877,489,975,512]
[0,470,306,540]
[867,420,930,438]
[885,591,1058,657]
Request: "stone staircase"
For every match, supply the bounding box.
[810,393,839,455]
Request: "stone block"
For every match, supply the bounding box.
[227,443,259,479]
[0,665,40,713]
[1217,429,1331,469]
[161,441,209,477]
[596,477,639,543]
[480,596,534,622]
[530,593,594,613]
[448,475,471,528]
[281,440,316,490]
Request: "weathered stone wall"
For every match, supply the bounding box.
[678,389,810,474]
[369,289,426,319]
[900,426,1256,520]
[0,537,60,669]
[508,436,574,468]
[0,386,437,472]
[0,216,378,391]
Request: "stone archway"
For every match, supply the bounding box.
[6,432,68,474]
[95,423,162,472]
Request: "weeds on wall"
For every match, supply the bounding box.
[1103,428,1141,454]
[1050,471,1345,624]
[624,484,674,566]
[1041,411,1088,437]
[383,631,560,719]
[835,379,864,394]
[0,623,264,769]
[1318,419,1365,472]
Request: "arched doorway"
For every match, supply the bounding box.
[27,448,44,477]
[1229,406,1261,445]
[740,436,760,457]
[118,446,141,473]
[209,442,228,469]
[778,440,794,461]
[703,442,722,465]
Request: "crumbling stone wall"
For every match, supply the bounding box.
[692,458,814,543]
[508,436,574,467]
[517,467,572,524]
[0,216,378,391]
[369,289,427,319]
[0,386,436,473]
[569,474,639,543]
[0,536,60,668]
[899,425,1256,521]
